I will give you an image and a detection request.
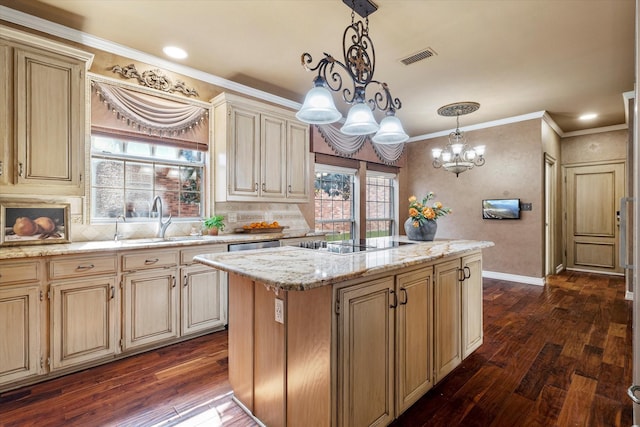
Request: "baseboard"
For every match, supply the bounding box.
[626,290,634,301]
[482,270,545,286]
[565,267,625,277]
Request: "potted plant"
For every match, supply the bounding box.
[405,192,451,241]
[203,215,226,236]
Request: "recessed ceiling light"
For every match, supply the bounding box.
[579,113,597,120]
[163,46,187,59]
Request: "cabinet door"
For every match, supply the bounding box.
[337,277,395,427]
[462,252,483,358]
[228,106,261,199]
[286,121,310,201]
[50,277,117,370]
[434,258,462,383]
[260,114,287,199]
[0,285,40,386]
[122,269,178,350]
[180,264,226,335]
[14,46,85,193]
[395,268,433,415]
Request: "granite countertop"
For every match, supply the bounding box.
[194,238,495,291]
[0,230,324,260]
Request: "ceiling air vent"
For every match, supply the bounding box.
[400,47,437,66]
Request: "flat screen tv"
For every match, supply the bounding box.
[482,198,521,219]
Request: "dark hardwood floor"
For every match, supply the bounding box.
[0,271,632,426]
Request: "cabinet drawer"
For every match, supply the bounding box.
[49,255,117,280]
[180,245,226,265]
[0,260,41,285]
[122,250,178,271]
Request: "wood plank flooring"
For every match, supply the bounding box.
[0,271,632,426]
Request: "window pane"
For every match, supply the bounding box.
[125,141,151,156]
[155,145,179,160]
[92,158,124,187]
[125,190,154,218]
[126,162,154,189]
[154,165,181,191]
[366,175,395,237]
[314,170,356,240]
[92,136,122,154]
[92,187,124,219]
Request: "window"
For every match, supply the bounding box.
[90,135,204,221]
[365,173,397,237]
[314,165,357,241]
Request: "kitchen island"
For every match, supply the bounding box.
[195,238,494,427]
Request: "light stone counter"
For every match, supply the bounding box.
[0,230,323,259]
[194,238,494,291]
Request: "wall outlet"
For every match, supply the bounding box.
[275,298,284,324]
[228,212,237,223]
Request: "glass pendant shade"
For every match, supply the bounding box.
[296,85,342,124]
[372,115,409,144]
[340,102,379,135]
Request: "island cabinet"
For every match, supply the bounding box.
[212,92,310,203]
[0,259,44,387]
[0,26,93,195]
[48,254,118,371]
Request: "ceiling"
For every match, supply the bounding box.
[1,0,636,139]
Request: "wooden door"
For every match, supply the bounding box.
[286,121,310,201]
[434,258,462,383]
[260,114,287,199]
[228,106,260,198]
[180,264,224,335]
[566,162,625,274]
[122,269,178,350]
[337,277,395,427]
[395,268,433,415]
[50,277,117,370]
[461,252,483,358]
[0,285,40,386]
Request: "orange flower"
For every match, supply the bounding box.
[434,202,442,209]
[408,195,417,203]
[413,220,420,228]
[423,207,436,219]
[409,207,419,217]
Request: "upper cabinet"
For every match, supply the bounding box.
[0,26,94,196]
[212,93,310,203]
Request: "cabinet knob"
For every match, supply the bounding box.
[18,162,24,177]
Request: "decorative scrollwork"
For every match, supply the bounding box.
[111,64,199,97]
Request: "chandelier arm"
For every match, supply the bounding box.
[343,20,375,86]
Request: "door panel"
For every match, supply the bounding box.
[566,163,625,274]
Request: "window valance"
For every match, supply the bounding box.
[316,124,404,165]
[91,80,209,150]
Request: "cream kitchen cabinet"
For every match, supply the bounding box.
[179,245,227,336]
[433,251,484,383]
[0,26,93,195]
[0,259,44,387]
[48,254,118,371]
[121,249,179,351]
[212,92,310,203]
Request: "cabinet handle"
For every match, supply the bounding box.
[18,162,23,177]
[261,183,266,191]
[172,276,176,288]
[399,287,408,305]
[288,184,292,193]
[463,266,471,280]
[183,275,188,287]
[110,286,115,300]
[389,289,398,309]
[254,182,259,192]
[144,258,159,265]
[457,268,465,283]
[76,264,95,270]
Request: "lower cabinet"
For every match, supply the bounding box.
[180,264,226,335]
[49,277,118,370]
[462,252,483,358]
[433,258,463,383]
[0,285,41,386]
[122,268,179,351]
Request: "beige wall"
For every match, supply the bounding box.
[404,119,545,278]
[561,129,628,165]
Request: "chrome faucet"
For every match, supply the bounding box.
[114,215,126,241]
[151,196,172,238]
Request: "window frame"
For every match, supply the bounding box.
[314,164,360,241]
[365,171,399,238]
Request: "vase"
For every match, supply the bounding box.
[404,218,437,241]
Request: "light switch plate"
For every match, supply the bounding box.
[275,298,284,324]
[521,203,532,211]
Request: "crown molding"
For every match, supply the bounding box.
[562,123,628,138]
[0,5,301,111]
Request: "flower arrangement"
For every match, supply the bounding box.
[408,192,452,227]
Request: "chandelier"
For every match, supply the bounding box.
[295,0,408,145]
[432,102,486,177]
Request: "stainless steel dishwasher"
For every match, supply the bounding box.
[227,240,280,251]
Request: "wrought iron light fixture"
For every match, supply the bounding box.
[432,102,486,177]
[296,0,408,145]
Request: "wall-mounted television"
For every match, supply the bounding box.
[482,198,521,219]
